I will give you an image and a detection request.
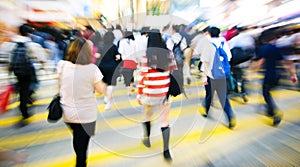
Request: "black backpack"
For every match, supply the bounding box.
[172,37,184,68]
[165,37,186,99]
[10,42,32,76]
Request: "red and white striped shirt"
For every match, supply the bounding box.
[137,51,177,104]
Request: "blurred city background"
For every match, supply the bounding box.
[0,0,300,167]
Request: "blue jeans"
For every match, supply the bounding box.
[204,77,234,121]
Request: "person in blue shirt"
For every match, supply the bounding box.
[249,28,298,126]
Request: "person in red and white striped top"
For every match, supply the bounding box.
[136,29,176,162]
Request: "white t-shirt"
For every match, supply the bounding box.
[228,33,255,49]
[193,34,215,78]
[57,60,103,123]
[166,33,187,51]
[134,33,148,64]
[118,38,137,61]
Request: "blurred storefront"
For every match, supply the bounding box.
[0,0,299,31]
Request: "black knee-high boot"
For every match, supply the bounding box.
[161,126,172,161]
[142,121,151,147]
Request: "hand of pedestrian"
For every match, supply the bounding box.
[13,150,28,164]
[201,75,208,85]
[136,95,143,105]
[0,149,28,164]
[290,74,298,84]
[115,54,121,61]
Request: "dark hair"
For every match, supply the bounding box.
[65,37,92,65]
[85,25,94,32]
[202,26,210,33]
[172,25,180,33]
[259,28,278,44]
[124,31,135,40]
[19,24,34,36]
[146,29,169,71]
[208,26,221,37]
[141,27,150,35]
[116,24,122,30]
[103,30,115,45]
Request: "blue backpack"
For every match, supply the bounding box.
[211,42,231,79]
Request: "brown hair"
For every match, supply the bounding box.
[65,37,92,65]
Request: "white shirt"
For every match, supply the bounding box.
[57,60,103,123]
[118,38,137,62]
[194,34,216,79]
[134,33,148,64]
[166,33,187,51]
[229,33,255,49]
[112,29,123,45]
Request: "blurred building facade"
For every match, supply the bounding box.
[0,0,299,31]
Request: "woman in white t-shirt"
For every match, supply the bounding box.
[57,37,103,167]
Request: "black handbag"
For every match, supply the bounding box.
[165,69,187,102]
[47,94,63,123]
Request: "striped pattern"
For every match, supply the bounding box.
[138,69,170,102]
[137,52,177,104]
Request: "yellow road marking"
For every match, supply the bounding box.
[1,89,299,150]
[1,89,299,128]
[19,106,300,167]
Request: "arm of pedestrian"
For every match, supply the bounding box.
[136,94,143,105]
[249,58,265,71]
[115,54,121,61]
[0,149,28,164]
[282,60,298,84]
[94,80,104,94]
[201,61,209,85]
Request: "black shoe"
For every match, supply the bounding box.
[15,120,29,128]
[163,150,172,162]
[187,78,191,85]
[242,94,248,103]
[142,137,151,148]
[273,115,282,126]
[273,111,283,126]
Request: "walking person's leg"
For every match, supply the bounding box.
[142,104,153,147]
[102,83,108,103]
[183,48,192,85]
[122,69,134,96]
[213,79,236,129]
[68,122,95,167]
[17,76,31,123]
[160,103,172,161]
[262,83,282,126]
[202,77,212,117]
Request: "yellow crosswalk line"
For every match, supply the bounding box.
[1,90,299,150]
[18,106,300,167]
[1,89,299,128]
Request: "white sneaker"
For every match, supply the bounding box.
[104,96,108,104]
[105,101,113,110]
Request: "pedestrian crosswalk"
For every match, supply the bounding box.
[0,78,300,167]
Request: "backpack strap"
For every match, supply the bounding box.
[220,41,224,49]
[172,36,183,48]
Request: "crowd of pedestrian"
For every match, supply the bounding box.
[0,21,299,166]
